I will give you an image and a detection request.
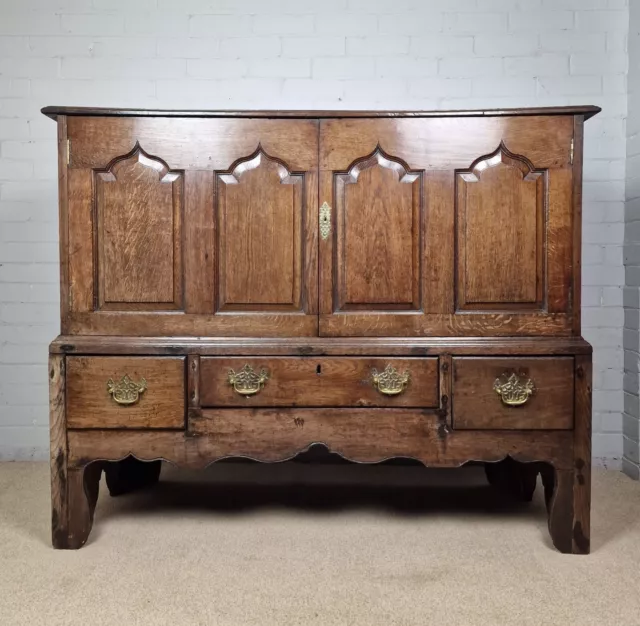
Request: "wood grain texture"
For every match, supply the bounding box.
[199,357,439,408]
[95,144,183,311]
[572,354,592,554]
[49,335,594,356]
[217,148,304,311]
[42,105,601,121]
[66,356,186,429]
[320,116,574,171]
[452,357,574,430]
[67,169,94,314]
[184,170,214,314]
[572,116,585,334]
[57,117,70,331]
[456,143,545,311]
[67,422,574,469]
[49,355,68,548]
[319,312,571,337]
[334,147,422,311]
[67,117,319,171]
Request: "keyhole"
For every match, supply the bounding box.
[316,364,322,375]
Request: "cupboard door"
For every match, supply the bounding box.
[319,116,576,337]
[64,117,318,336]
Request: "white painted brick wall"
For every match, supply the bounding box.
[0,0,629,463]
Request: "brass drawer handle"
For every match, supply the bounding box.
[371,365,410,396]
[228,364,269,396]
[493,372,535,407]
[107,375,147,405]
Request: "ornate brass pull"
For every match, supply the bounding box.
[493,372,535,407]
[319,201,331,240]
[107,375,147,406]
[228,364,269,396]
[371,365,410,396]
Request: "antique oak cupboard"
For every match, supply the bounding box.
[44,105,598,553]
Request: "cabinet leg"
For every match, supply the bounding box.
[52,462,103,550]
[104,457,162,497]
[484,457,539,502]
[546,466,591,555]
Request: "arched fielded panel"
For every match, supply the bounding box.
[216,147,304,312]
[94,143,184,311]
[456,142,547,312]
[332,146,423,312]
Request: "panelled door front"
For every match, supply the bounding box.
[318,116,577,337]
[64,116,318,336]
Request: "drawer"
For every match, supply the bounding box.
[199,357,439,408]
[66,357,186,429]
[452,357,574,430]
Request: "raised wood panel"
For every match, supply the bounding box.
[216,147,304,312]
[456,142,546,311]
[67,117,319,171]
[320,116,573,171]
[66,356,185,429]
[452,357,574,430]
[334,147,422,311]
[94,143,183,311]
[199,357,439,408]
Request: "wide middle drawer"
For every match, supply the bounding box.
[199,357,440,408]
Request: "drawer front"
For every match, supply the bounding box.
[66,357,186,429]
[452,357,574,430]
[199,357,439,408]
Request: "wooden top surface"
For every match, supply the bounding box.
[42,104,601,121]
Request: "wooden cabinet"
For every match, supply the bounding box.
[47,105,597,554]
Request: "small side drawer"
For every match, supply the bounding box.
[66,357,185,429]
[452,357,574,430]
[199,357,439,408]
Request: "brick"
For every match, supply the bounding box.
[125,12,189,36]
[347,36,409,56]
[249,59,310,79]
[0,120,30,141]
[155,79,282,105]
[0,160,33,181]
[0,36,30,57]
[282,79,344,102]
[61,14,124,36]
[158,38,221,59]
[474,34,538,57]
[316,14,378,36]
[0,78,30,98]
[220,37,282,58]
[313,58,375,80]
[505,54,568,76]
[540,32,606,53]
[189,15,252,37]
[537,76,602,97]
[472,77,536,97]
[376,57,437,78]
[378,13,443,35]
[1,221,58,243]
[0,58,59,78]
[571,53,627,75]
[28,36,156,58]
[410,36,473,57]
[62,57,186,79]
[187,59,248,79]
[0,12,62,36]
[343,80,409,102]
[409,78,471,98]
[439,57,503,77]
[282,37,343,58]
[509,11,574,31]
[445,12,508,34]
[576,10,628,32]
[252,15,314,36]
